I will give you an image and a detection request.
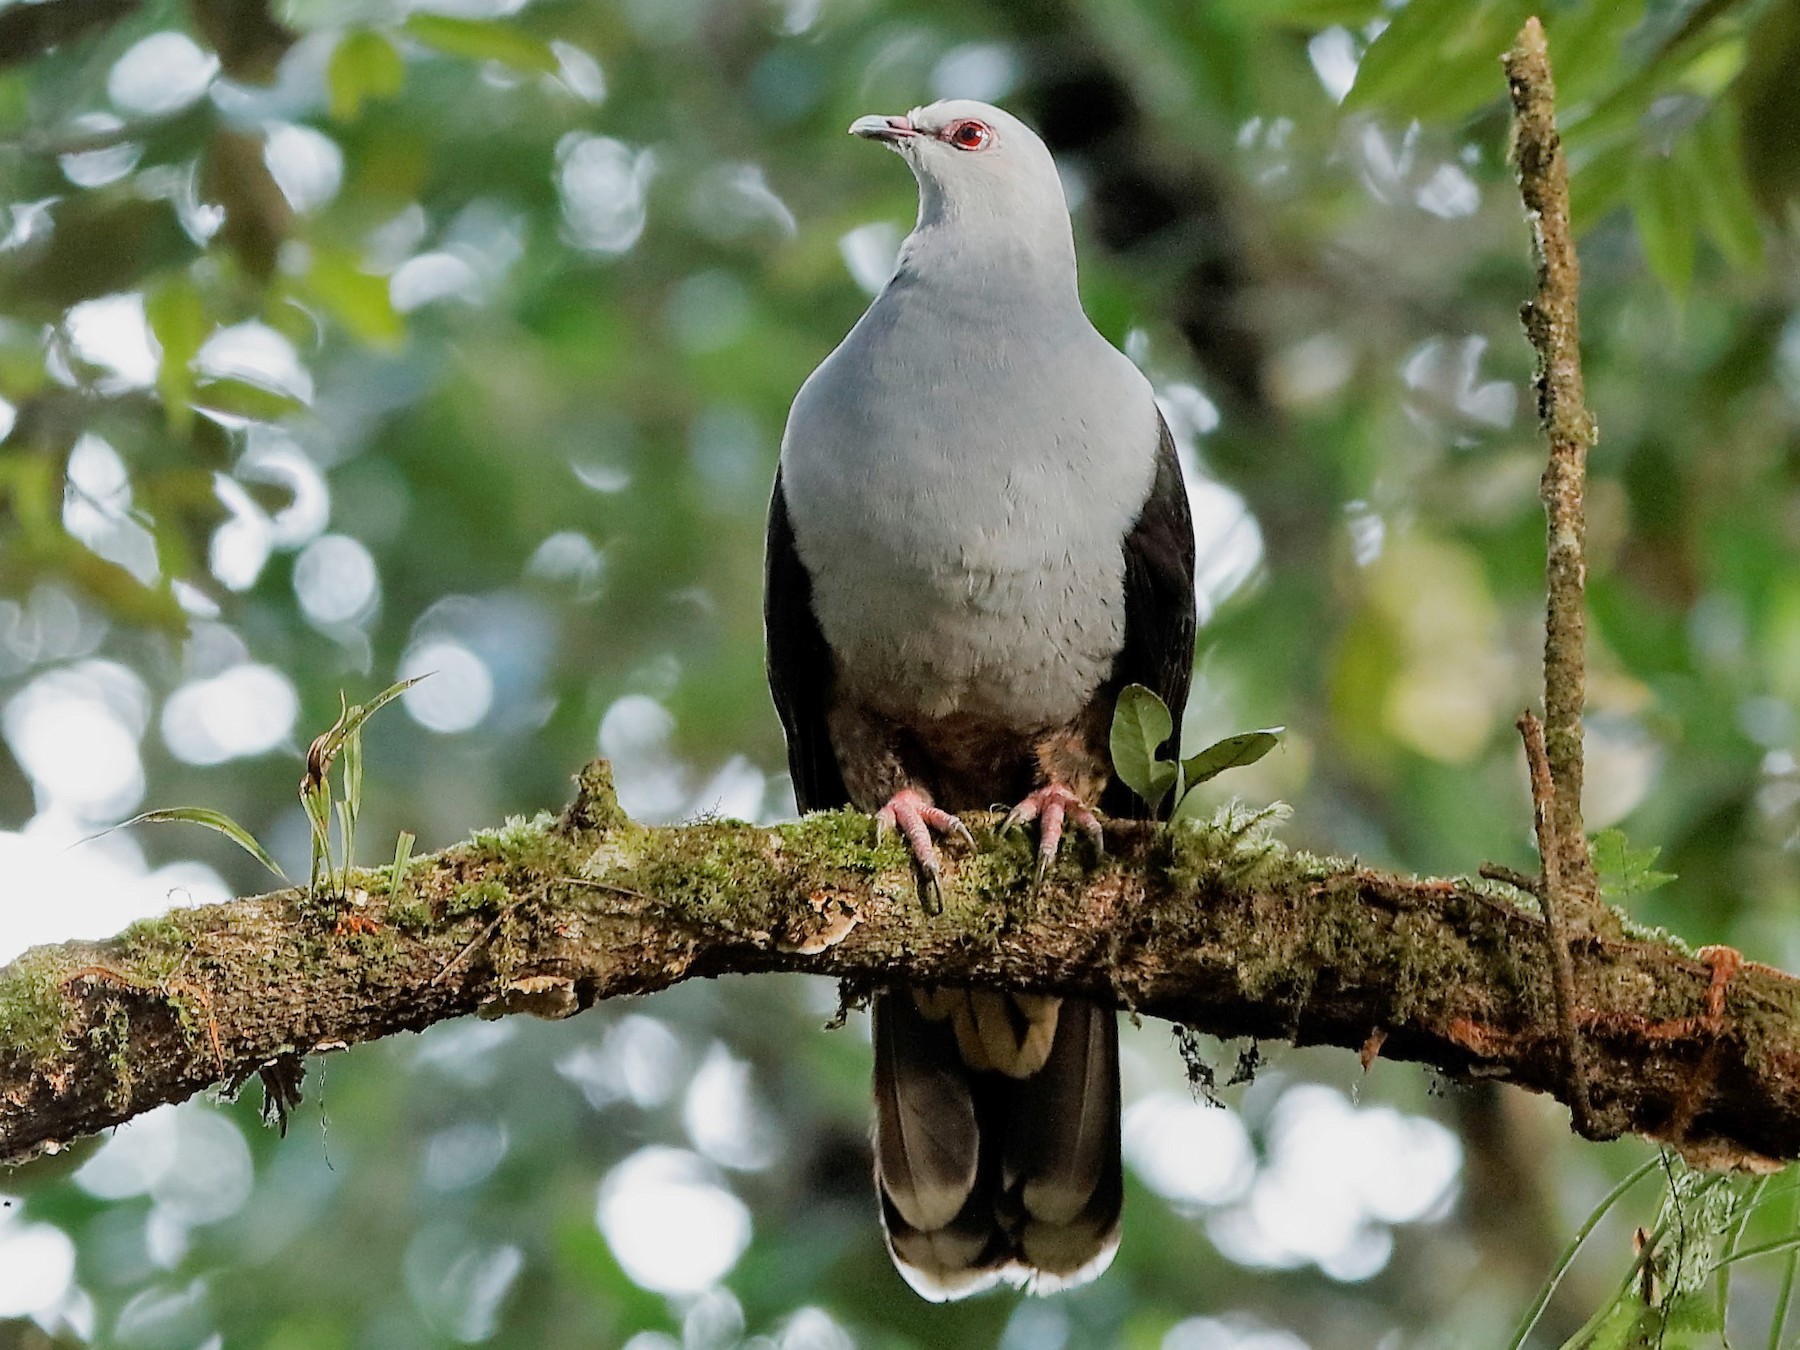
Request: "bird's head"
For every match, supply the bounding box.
[850,100,1069,236]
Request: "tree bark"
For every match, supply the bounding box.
[4,762,1799,1171]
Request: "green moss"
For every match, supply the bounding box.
[563,760,630,833]
[445,878,509,919]
[780,809,891,870]
[1162,801,1300,896]
[385,890,432,931]
[469,812,561,867]
[88,1004,133,1110]
[343,922,403,963]
[113,912,196,985]
[625,821,793,929]
[0,953,73,1062]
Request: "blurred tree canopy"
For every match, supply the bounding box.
[3,0,1800,1345]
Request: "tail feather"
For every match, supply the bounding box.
[872,989,1122,1299]
[872,992,980,1233]
[880,1187,1009,1302]
[1007,1000,1121,1225]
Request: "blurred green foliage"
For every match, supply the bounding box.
[3,0,1800,1345]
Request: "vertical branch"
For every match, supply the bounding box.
[1506,17,1599,904]
[1518,711,1597,1135]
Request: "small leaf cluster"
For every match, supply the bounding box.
[1510,1153,1800,1350]
[300,678,423,900]
[98,680,423,902]
[1109,684,1283,824]
[1591,828,1677,903]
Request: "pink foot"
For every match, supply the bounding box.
[876,788,973,910]
[1004,784,1103,880]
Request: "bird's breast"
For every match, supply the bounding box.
[779,292,1161,729]
[786,434,1153,730]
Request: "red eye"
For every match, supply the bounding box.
[944,119,992,151]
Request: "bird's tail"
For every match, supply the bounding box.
[871,987,1122,1301]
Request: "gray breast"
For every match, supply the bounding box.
[780,297,1160,731]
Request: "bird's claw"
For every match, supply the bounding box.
[875,788,971,914]
[1004,783,1104,883]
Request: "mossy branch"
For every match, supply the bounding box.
[5,762,1800,1171]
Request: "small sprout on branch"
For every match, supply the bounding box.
[299,677,424,900]
[388,831,416,900]
[1591,828,1676,903]
[1109,683,1283,823]
[1110,684,1178,813]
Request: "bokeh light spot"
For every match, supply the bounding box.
[161,664,299,765]
[557,134,654,255]
[1123,1092,1255,1207]
[595,1147,751,1295]
[400,640,494,733]
[108,32,217,116]
[294,533,380,627]
[3,660,147,819]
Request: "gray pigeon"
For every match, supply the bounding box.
[765,99,1196,1300]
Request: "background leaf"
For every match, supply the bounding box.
[143,279,206,436]
[328,30,405,122]
[1633,151,1700,303]
[401,15,558,73]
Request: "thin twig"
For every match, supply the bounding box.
[1506,17,1599,907]
[430,902,524,987]
[1519,710,1596,1136]
[1479,862,1544,896]
[558,877,647,899]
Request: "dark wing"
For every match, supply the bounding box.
[765,468,850,813]
[1099,412,1197,820]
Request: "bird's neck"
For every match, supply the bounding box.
[895,209,1083,319]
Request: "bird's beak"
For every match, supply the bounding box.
[850,114,918,144]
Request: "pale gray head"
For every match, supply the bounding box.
[849,100,1071,243]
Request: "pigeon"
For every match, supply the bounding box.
[765,99,1196,1300]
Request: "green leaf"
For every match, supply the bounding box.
[143,278,206,436]
[1180,727,1284,786]
[1561,1297,1649,1350]
[1690,105,1765,272]
[389,830,416,898]
[340,676,425,744]
[1769,1180,1800,1346]
[1735,0,1800,217]
[1652,1291,1726,1346]
[304,246,403,351]
[95,807,288,883]
[1219,0,1383,28]
[1568,136,1637,234]
[335,798,355,889]
[1344,0,1464,111]
[342,725,363,820]
[1591,828,1676,901]
[1345,0,1531,122]
[1506,1155,1663,1350]
[302,777,333,893]
[191,376,308,422]
[328,30,405,122]
[1110,684,1178,813]
[1632,151,1698,303]
[402,14,558,73]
